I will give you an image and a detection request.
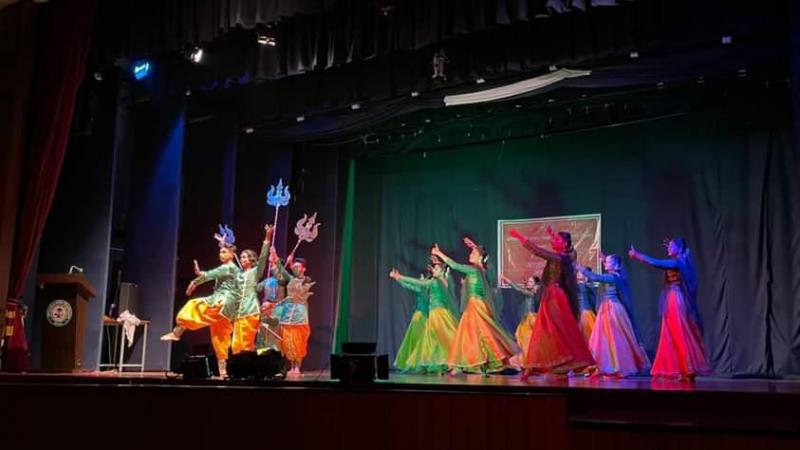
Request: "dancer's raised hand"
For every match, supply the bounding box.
[193,259,201,276]
[509,229,527,243]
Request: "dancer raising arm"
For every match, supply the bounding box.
[432,238,519,375]
[509,228,594,379]
[389,258,459,374]
[575,254,649,377]
[628,238,709,381]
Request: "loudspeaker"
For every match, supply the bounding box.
[118,282,139,315]
[331,342,389,383]
[227,351,258,379]
[256,349,287,380]
[179,354,212,380]
[228,350,287,380]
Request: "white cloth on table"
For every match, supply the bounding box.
[117,310,142,348]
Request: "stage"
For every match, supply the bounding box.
[2,371,798,449]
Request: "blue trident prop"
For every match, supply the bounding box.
[267,178,291,232]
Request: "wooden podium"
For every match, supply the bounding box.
[36,273,97,372]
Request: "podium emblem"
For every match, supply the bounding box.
[46,299,73,327]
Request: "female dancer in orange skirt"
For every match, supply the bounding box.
[432,238,519,375]
[509,228,594,379]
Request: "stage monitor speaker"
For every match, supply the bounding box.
[179,355,212,380]
[118,282,139,315]
[331,342,389,384]
[256,349,288,380]
[227,351,258,379]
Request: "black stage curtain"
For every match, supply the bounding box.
[345,82,800,377]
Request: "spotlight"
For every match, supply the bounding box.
[186,46,203,63]
[476,77,486,84]
[93,72,103,81]
[132,60,151,80]
[410,91,419,98]
[244,127,255,134]
[629,51,639,59]
[351,103,361,111]
[548,65,557,72]
[257,33,277,46]
[721,35,732,45]
[296,115,305,123]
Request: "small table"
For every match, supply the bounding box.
[99,316,150,373]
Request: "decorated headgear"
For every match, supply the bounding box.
[214,224,236,249]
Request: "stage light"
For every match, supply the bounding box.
[185,89,192,96]
[188,46,203,63]
[722,35,732,45]
[351,103,361,110]
[132,60,151,80]
[93,72,103,81]
[296,115,305,123]
[548,65,557,72]
[476,77,486,84]
[244,127,254,134]
[629,51,639,59]
[410,91,419,97]
[257,33,277,46]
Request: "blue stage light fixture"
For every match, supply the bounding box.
[133,60,151,80]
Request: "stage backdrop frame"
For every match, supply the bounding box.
[497,214,602,288]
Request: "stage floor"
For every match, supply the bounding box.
[2,369,800,395]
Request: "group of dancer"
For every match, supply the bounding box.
[160,224,314,378]
[390,227,710,381]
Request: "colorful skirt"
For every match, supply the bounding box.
[394,310,427,371]
[651,286,710,377]
[176,298,233,361]
[579,309,596,344]
[525,285,594,373]
[515,312,538,359]
[589,301,650,376]
[447,297,519,371]
[413,307,458,373]
[280,323,311,361]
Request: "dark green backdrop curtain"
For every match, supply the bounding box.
[339,95,800,377]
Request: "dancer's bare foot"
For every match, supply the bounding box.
[159,326,184,341]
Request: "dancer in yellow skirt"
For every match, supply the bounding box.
[433,238,519,375]
[161,225,240,377]
[576,270,597,344]
[389,258,459,374]
[501,275,541,361]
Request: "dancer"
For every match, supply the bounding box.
[271,250,314,376]
[160,225,239,378]
[576,270,597,344]
[388,271,429,372]
[389,258,459,374]
[432,238,519,375]
[231,225,273,356]
[509,228,594,378]
[575,254,650,376]
[501,275,541,361]
[629,238,710,380]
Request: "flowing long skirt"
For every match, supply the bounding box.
[515,312,538,359]
[447,297,519,371]
[651,286,710,376]
[413,307,458,373]
[579,309,596,344]
[589,300,650,376]
[525,285,594,373]
[394,310,427,371]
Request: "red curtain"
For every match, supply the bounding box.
[1,0,93,372]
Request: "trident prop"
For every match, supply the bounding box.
[286,213,321,266]
[266,179,291,235]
